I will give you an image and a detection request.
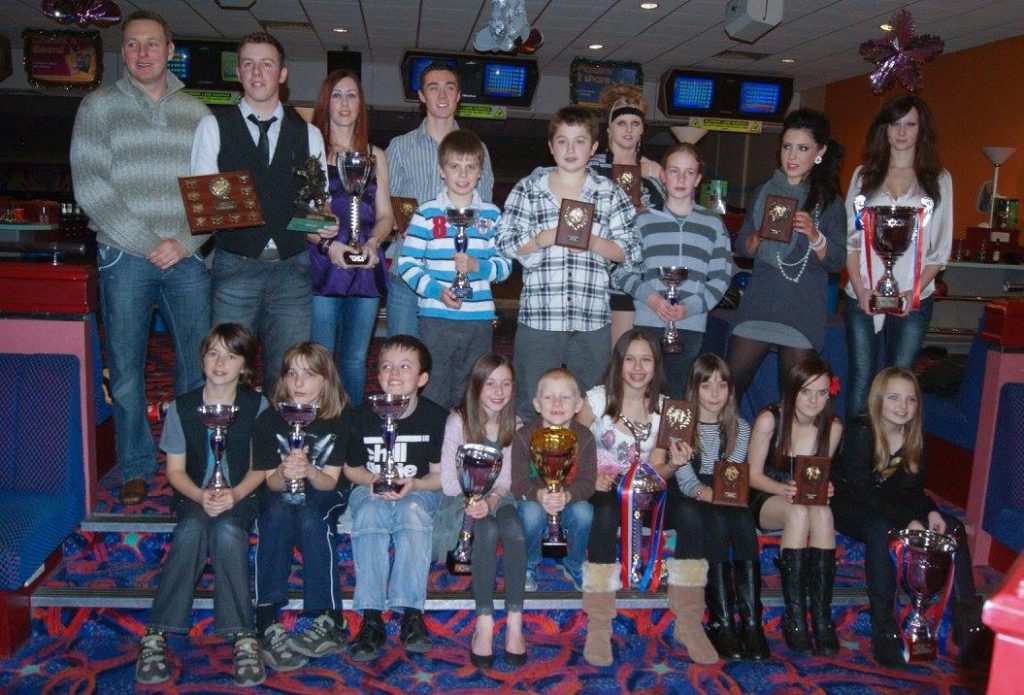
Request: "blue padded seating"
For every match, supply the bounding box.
[922,318,987,450]
[983,383,1024,552]
[0,353,85,590]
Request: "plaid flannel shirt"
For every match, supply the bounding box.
[495,167,641,332]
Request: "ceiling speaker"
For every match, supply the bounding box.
[724,0,783,43]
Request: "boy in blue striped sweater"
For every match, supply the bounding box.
[398,130,510,408]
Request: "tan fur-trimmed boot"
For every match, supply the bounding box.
[582,562,620,667]
[667,558,720,664]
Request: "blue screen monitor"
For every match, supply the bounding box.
[672,76,714,110]
[738,81,782,114]
[482,63,527,99]
[409,57,457,92]
[168,46,190,81]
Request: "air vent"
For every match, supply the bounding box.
[259,20,313,32]
[714,49,769,61]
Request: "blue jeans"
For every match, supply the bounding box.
[348,485,439,613]
[97,244,210,481]
[310,295,379,407]
[385,274,420,338]
[212,250,312,395]
[516,498,593,577]
[254,488,347,613]
[844,295,934,419]
[148,497,256,637]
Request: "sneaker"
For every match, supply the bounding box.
[260,623,308,672]
[524,569,538,592]
[135,631,170,685]
[233,636,267,687]
[350,613,386,663]
[562,564,583,591]
[400,610,432,654]
[292,613,347,658]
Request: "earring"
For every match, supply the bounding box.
[814,155,823,165]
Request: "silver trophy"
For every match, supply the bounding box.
[338,151,375,266]
[658,265,690,354]
[445,207,478,300]
[894,528,958,662]
[620,418,666,587]
[196,404,240,493]
[447,443,504,575]
[277,402,320,505]
[368,393,411,495]
[854,196,934,314]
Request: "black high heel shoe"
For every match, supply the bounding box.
[503,649,528,667]
[470,650,494,669]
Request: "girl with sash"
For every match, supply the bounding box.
[747,356,843,655]
[590,84,667,348]
[669,354,767,661]
[578,330,712,665]
[309,70,394,406]
[726,109,847,403]
[832,368,991,668]
[437,353,527,669]
[843,96,953,419]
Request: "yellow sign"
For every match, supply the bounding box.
[688,117,762,134]
[185,89,242,106]
[457,104,508,120]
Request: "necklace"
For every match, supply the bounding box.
[776,204,821,284]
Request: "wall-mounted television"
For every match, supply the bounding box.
[170,39,240,91]
[569,58,643,109]
[400,51,539,109]
[658,69,792,122]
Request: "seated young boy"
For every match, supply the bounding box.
[343,335,448,662]
[397,129,511,409]
[496,105,642,419]
[511,367,597,591]
[612,142,734,397]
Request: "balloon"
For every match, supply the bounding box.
[81,0,122,28]
[41,0,82,25]
[41,0,121,29]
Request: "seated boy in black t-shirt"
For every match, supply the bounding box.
[343,335,448,662]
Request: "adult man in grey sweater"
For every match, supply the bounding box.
[70,11,212,506]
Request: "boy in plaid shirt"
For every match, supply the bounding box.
[496,106,641,418]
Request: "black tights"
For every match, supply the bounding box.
[726,336,815,404]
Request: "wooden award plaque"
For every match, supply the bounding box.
[655,399,697,450]
[793,455,831,506]
[712,460,749,506]
[611,164,642,208]
[554,199,595,250]
[757,194,797,243]
[178,171,264,234]
[391,196,418,234]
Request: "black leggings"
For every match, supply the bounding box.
[472,503,527,614]
[726,335,815,404]
[665,488,758,563]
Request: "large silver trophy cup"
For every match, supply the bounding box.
[620,418,666,588]
[855,197,934,314]
[530,427,578,558]
[447,443,504,575]
[338,151,375,266]
[369,393,411,495]
[445,207,478,300]
[196,404,240,493]
[658,265,690,354]
[895,528,958,662]
[277,402,319,505]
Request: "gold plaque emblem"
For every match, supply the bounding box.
[664,405,693,430]
[803,465,822,482]
[617,171,636,188]
[209,176,232,200]
[565,205,589,231]
[768,202,789,222]
[400,201,416,217]
[722,465,740,483]
[191,203,205,214]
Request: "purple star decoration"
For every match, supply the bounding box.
[859,9,944,94]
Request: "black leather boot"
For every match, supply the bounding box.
[953,597,994,669]
[868,598,905,669]
[704,562,743,660]
[733,559,771,661]
[776,548,813,654]
[807,547,840,655]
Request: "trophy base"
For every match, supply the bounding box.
[452,285,473,300]
[286,213,335,233]
[870,295,907,314]
[903,636,937,662]
[372,479,403,495]
[446,552,472,576]
[542,540,568,559]
[343,251,370,266]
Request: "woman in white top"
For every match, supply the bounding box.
[844,95,953,419]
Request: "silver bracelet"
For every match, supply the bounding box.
[809,232,826,251]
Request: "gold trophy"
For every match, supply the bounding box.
[530,427,578,558]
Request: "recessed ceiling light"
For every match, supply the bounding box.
[781,58,795,63]
[588,43,604,50]
[640,2,659,9]
[332,27,348,34]
[880,23,893,31]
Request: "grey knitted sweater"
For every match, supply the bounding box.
[70,72,210,258]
